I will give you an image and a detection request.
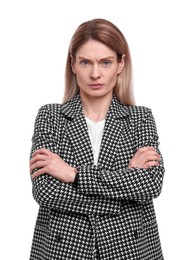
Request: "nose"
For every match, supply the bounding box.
[90,64,101,79]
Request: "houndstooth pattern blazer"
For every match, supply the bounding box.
[30,94,165,260]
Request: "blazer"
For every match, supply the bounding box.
[30,94,165,260]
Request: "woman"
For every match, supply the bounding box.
[30,18,165,260]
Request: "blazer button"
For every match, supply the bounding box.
[55,234,63,242]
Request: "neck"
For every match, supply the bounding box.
[80,93,112,122]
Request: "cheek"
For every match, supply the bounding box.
[75,72,89,89]
[76,70,88,80]
[108,72,118,84]
[75,71,86,82]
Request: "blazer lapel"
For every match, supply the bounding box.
[61,95,94,165]
[98,115,123,169]
[61,95,131,168]
[67,114,94,165]
[98,97,130,170]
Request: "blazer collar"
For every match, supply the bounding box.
[61,94,131,167]
[61,94,130,120]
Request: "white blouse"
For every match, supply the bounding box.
[85,117,105,165]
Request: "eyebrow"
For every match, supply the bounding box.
[77,56,115,61]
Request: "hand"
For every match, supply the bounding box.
[128,146,160,169]
[30,148,76,183]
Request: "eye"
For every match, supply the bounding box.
[80,59,90,66]
[102,60,112,66]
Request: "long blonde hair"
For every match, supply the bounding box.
[63,18,135,106]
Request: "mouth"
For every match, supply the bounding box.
[88,83,103,89]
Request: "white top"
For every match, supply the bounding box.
[85,117,105,165]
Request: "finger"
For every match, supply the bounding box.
[30,154,48,166]
[31,168,47,179]
[138,146,156,152]
[32,148,51,158]
[145,152,160,162]
[30,154,47,164]
[143,160,160,169]
[136,147,156,156]
[30,160,48,174]
[138,148,160,157]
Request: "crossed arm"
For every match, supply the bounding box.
[29,105,164,213]
[30,146,160,183]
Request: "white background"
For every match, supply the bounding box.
[0,0,194,259]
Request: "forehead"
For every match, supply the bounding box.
[76,39,117,59]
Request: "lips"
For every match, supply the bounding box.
[89,83,102,86]
[88,83,103,89]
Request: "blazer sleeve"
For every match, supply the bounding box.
[30,105,121,215]
[76,108,165,201]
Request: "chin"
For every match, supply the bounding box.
[80,88,114,100]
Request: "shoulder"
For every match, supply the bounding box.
[128,105,153,120]
[37,103,63,116]
[34,103,64,125]
[33,104,65,133]
[129,105,151,114]
[125,105,158,131]
[112,97,152,119]
[36,95,82,120]
[38,103,63,112]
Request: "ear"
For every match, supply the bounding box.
[117,54,125,74]
[70,55,76,74]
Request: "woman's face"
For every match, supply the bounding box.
[71,39,124,100]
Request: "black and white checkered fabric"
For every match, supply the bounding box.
[29,94,165,260]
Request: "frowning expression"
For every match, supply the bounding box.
[71,39,124,99]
